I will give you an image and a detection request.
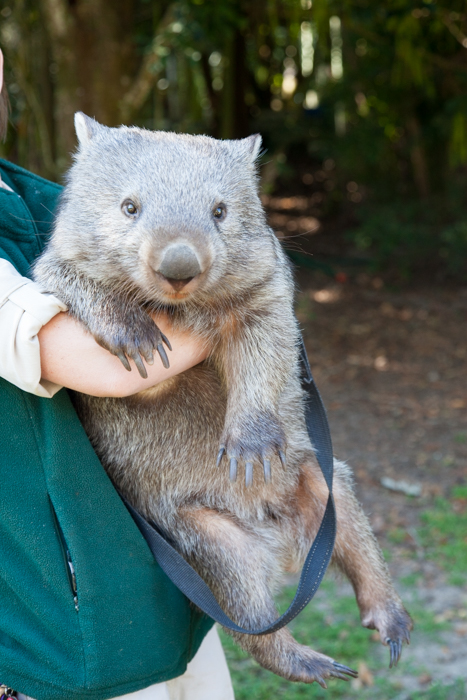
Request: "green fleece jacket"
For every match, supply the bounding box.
[0,159,212,700]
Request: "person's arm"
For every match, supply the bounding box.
[39,311,208,397]
[0,259,208,398]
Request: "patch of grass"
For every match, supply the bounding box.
[388,527,408,545]
[381,547,392,563]
[454,432,466,444]
[408,603,450,635]
[408,679,466,699]
[400,572,422,587]
[418,487,467,584]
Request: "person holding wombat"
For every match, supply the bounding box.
[0,48,235,700]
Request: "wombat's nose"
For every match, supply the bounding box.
[157,245,201,289]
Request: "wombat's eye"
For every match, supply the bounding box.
[122,199,138,218]
[212,204,226,221]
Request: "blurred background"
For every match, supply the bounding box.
[2,0,467,278]
[1,1,466,698]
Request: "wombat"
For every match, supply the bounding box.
[34,113,412,686]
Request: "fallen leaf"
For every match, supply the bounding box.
[358,661,374,687]
[418,673,432,685]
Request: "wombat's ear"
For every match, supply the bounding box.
[240,134,262,162]
[74,112,102,148]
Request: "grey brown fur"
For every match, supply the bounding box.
[34,114,412,686]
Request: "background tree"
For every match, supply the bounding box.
[1,0,467,276]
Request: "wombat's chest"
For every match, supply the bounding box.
[72,363,300,520]
[72,364,229,502]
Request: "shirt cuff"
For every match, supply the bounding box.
[0,259,68,397]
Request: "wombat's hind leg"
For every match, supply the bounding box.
[297,460,413,668]
[174,506,357,685]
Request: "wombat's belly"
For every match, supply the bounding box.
[71,363,310,524]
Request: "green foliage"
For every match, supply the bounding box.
[349,194,467,277]
[418,487,467,584]
[408,680,466,700]
[2,0,467,274]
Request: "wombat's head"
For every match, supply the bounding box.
[51,113,279,308]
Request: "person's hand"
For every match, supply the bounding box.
[38,312,209,397]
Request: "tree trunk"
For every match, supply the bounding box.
[406,114,430,199]
[41,0,136,170]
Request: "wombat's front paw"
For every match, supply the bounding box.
[217,412,286,486]
[361,601,413,668]
[91,311,172,379]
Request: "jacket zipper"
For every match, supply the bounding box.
[49,499,79,611]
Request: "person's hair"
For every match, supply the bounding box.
[0,84,9,142]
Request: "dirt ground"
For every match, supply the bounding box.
[296,273,467,519]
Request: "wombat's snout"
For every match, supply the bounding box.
[156,244,202,291]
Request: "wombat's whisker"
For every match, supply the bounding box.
[9,213,54,226]
[39,203,56,216]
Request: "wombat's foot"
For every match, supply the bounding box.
[286,655,357,688]
[91,309,172,378]
[217,412,286,485]
[252,642,357,687]
[361,600,413,668]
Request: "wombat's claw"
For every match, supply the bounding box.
[216,446,225,467]
[160,331,172,352]
[133,354,149,378]
[229,457,238,482]
[245,461,253,486]
[157,342,170,369]
[387,638,402,668]
[117,352,132,372]
[332,662,358,679]
[263,458,271,483]
[279,450,287,469]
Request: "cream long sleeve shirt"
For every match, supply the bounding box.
[0,258,67,397]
